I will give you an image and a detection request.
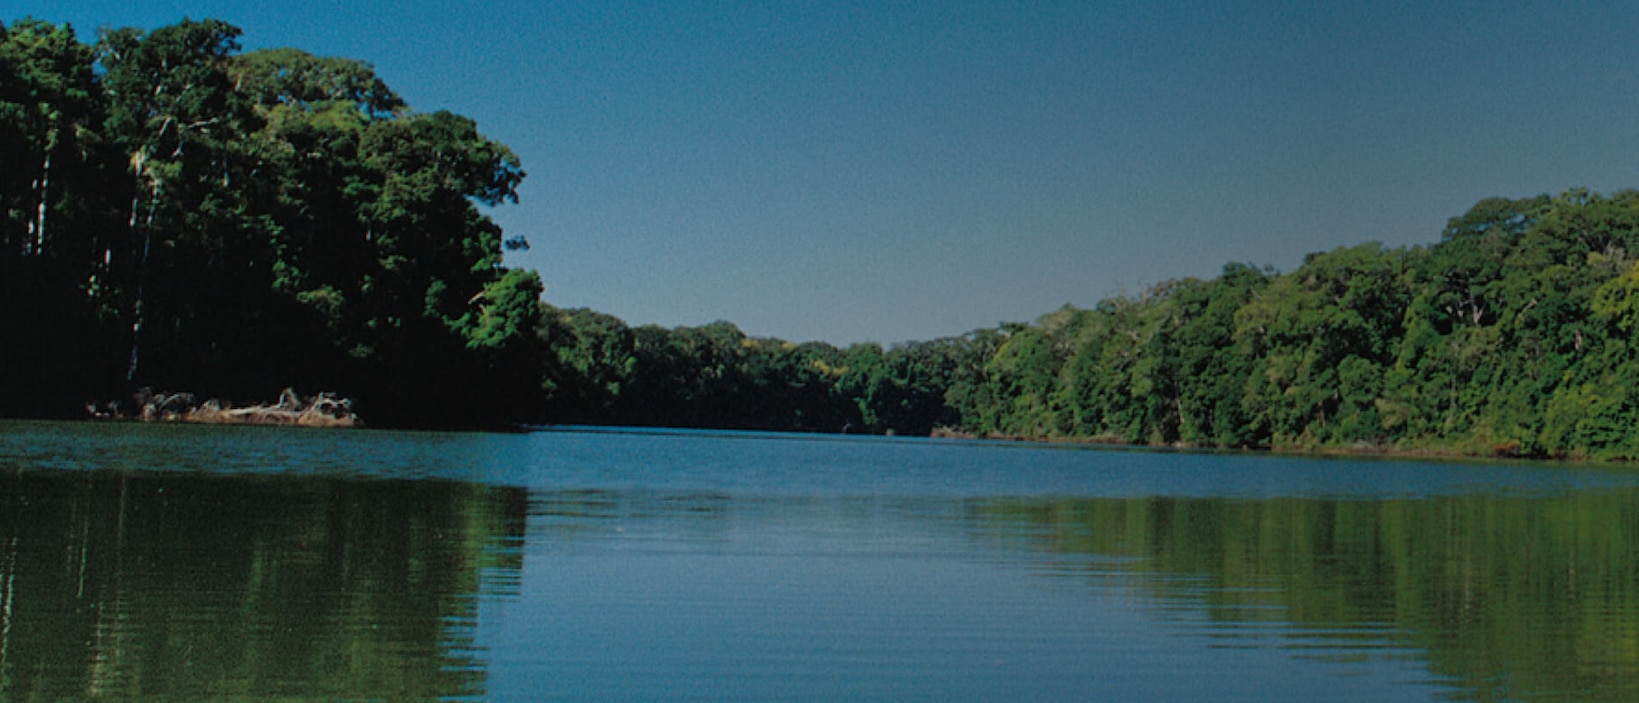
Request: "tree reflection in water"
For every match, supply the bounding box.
[972,493,1639,702]
[0,468,526,701]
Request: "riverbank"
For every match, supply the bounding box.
[928,426,1623,463]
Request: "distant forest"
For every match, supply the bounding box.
[7,18,1639,458]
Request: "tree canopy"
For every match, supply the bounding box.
[8,17,1639,459]
[940,189,1639,459]
[1,17,538,427]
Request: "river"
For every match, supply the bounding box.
[1,420,1636,701]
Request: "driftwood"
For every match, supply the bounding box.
[91,387,359,427]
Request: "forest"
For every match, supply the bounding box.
[6,18,1639,457]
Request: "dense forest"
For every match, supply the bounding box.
[6,18,1639,457]
[0,18,541,427]
[945,189,1639,460]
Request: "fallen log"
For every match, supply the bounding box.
[92,387,360,427]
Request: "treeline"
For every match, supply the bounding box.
[1,18,544,427]
[538,311,966,434]
[540,186,1639,461]
[0,16,965,433]
[9,18,1639,458]
[959,189,1639,459]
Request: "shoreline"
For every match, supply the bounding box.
[928,426,1624,464]
[47,409,1632,464]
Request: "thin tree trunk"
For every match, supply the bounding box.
[126,151,160,382]
[28,149,51,256]
[1175,391,1186,442]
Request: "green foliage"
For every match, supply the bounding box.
[0,17,539,427]
[11,18,1639,448]
[932,188,1639,458]
[1233,243,1409,446]
[0,18,125,415]
[531,309,974,434]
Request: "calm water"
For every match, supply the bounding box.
[3,421,1639,701]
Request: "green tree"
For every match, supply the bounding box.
[0,17,545,426]
[1235,243,1409,447]
[0,19,124,416]
[541,307,637,424]
[1160,264,1269,446]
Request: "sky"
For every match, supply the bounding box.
[12,0,1639,344]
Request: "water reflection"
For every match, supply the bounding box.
[972,493,1639,702]
[6,422,1639,701]
[0,467,525,701]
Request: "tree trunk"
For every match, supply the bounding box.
[126,151,161,382]
[28,149,51,256]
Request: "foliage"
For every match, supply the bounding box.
[942,189,1639,458]
[10,19,1639,452]
[535,309,967,433]
[0,17,533,427]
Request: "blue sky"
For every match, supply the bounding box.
[14,1,1639,344]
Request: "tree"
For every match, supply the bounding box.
[1235,243,1409,446]
[0,18,101,259]
[0,17,541,426]
[0,19,123,416]
[96,18,264,387]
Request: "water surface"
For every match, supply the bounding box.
[2,421,1637,701]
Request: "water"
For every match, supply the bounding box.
[3,421,1638,701]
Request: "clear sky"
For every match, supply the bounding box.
[13,1,1639,344]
